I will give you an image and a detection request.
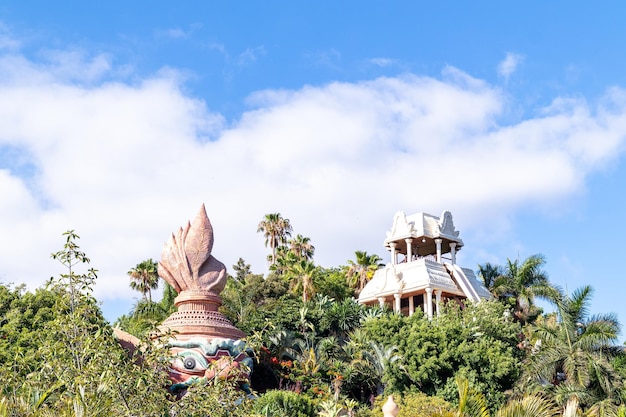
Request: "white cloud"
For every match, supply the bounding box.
[1,50,626,320]
[0,23,20,51]
[497,52,524,81]
[162,28,189,39]
[305,48,341,70]
[208,42,226,54]
[368,57,395,67]
[237,46,265,66]
[156,25,202,40]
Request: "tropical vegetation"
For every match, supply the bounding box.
[1,213,625,417]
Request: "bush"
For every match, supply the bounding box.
[369,392,452,417]
[253,389,317,417]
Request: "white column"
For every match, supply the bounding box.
[378,297,386,309]
[405,238,413,263]
[393,293,401,313]
[435,239,443,263]
[435,289,442,317]
[389,242,397,265]
[425,287,433,320]
[408,295,414,316]
[450,242,457,264]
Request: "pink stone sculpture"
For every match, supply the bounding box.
[158,203,227,294]
[157,205,250,392]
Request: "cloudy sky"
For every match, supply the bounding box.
[1,2,626,336]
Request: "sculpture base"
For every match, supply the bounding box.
[158,289,245,339]
[159,311,245,339]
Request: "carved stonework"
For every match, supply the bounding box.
[158,204,226,294]
[386,211,415,240]
[438,210,460,238]
[157,205,249,392]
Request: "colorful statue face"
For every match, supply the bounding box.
[167,337,253,392]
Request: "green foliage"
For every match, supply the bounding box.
[363,301,523,412]
[285,259,318,302]
[320,297,364,341]
[258,213,293,265]
[494,395,560,417]
[0,284,58,384]
[0,231,173,415]
[345,251,383,296]
[315,268,354,301]
[127,258,159,302]
[170,374,254,417]
[253,389,317,417]
[401,391,454,417]
[2,227,624,417]
[368,392,452,417]
[522,285,623,414]
[114,279,177,338]
[478,254,557,325]
[220,272,293,335]
[40,232,174,414]
[232,257,253,281]
[288,234,315,261]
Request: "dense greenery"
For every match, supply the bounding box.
[1,214,626,416]
[362,302,523,411]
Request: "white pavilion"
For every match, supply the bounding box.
[358,210,492,318]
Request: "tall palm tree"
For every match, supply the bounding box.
[522,286,622,417]
[477,262,504,293]
[257,213,293,265]
[485,254,556,325]
[288,234,315,261]
[345,251,383,295]
[128,259,159,302]
[286,259,317,303]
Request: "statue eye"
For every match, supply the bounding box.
[173,350,208,374]
[184,357,197,369]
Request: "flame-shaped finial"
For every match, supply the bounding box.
[158,204,227,294]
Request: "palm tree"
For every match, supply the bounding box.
[269,246,300,275]
[454,376,490,417]
[288,234,315,261]
[257,213,293,265]
[522,286,622,417]
[477,262,504,293]
[159,281,177,315]
[363,342,402,396]
[128,259,159,302]
[286,259,317,303]
[494,395,559,417]
[321,298,363,342]
[345,251,383,295]
[484,254,556,325]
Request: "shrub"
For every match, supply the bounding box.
[253,389,317,417]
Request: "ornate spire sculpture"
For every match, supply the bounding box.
[158,205,250,391]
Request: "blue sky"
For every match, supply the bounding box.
[1,2,626,339]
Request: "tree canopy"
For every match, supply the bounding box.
[1,225,625,417]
